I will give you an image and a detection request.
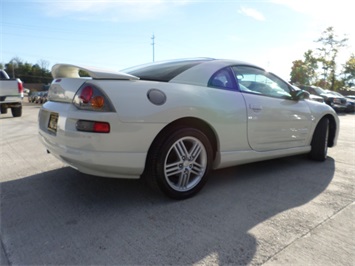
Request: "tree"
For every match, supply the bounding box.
[342,54,355,87]
[315,27,348,91]
[290,50,318,85]
[290,60,308,85]
[3,57,52,83]
[5,57,23,78]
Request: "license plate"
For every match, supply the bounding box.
[48,112,59,133]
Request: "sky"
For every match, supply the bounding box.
[1,0,354,81]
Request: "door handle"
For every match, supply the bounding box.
[249,104,262,111]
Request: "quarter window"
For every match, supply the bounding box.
[232,66,292,99]
[208,68,235,90]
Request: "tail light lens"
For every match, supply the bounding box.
[80,86,93,103]
[73,83,115,112]
[17,81,24,93]
[76,120,110,133]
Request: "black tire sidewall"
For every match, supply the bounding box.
[153,127,213,199]
[11,106,22,117]
[309,117,329,161]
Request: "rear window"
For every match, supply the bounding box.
[124,59,212,82]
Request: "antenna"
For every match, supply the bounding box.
[151,34,155,62]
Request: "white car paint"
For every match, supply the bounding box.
[38,59,339,198]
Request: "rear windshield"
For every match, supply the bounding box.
[124,59,212,82]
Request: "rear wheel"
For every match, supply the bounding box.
[11,106,22,117]
[309,117,329,161]
[146,127,213,199]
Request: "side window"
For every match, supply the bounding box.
[232,66,292,99]
[208,68,235,90]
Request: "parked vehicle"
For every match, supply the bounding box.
[38,58,339,199]
[299,85,346,112]
[28,91,40,103]
[341,95,355,113]
[29,91,47,104]
[324,90,355,113]
[292,85,324,103]
[0,69,23,117]
[40,91,48,103]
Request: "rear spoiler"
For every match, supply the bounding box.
[52,64,139,80]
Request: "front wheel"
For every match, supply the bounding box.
[309,117,329,161]
[146,127,213,199]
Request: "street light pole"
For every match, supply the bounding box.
[12,60,15,78]
[151,34,155,62]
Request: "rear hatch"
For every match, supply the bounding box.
[48,78,87,103]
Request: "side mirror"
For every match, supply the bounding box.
[292,90,310,100]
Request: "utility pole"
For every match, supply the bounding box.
[151,34,155,62]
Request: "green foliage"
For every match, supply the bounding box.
[290,27,350,91]
[3,58,52,83]
[315,27,348,90]
[290,50,318,85]
[290,60,308,85]
[343,54,355,87]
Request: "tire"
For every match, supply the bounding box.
[309,117,329,161]
[11,106,22,117]
[146,127,213,199]
[1,104,8,114]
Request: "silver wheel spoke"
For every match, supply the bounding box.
[190,142,202,160]
[165,162,183,177]
[174,140,189,159]
[190,162,204,175]
[178,172,191,188]
[164,136,208,192]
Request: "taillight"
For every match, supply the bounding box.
[80,86,93,103]
[73,83,115,112]
[18,81,23,93]
[76,120,110,133]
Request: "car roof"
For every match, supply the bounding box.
[124,58,262,86]
[171,59,262,86]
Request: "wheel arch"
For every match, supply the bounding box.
[145,117,219,167]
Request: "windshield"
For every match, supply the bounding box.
[313,86,326,94]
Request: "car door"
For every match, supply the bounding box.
[232,66,313,152]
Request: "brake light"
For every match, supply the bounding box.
[93,122,110,133]
[76,120,110,133]
[80,86,93,103]
[18,81,23,93]
[73,83,115,112]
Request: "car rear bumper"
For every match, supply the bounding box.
[38,102,164,179]
[39,130,146,178]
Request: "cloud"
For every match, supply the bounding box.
[238,7,265,21]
